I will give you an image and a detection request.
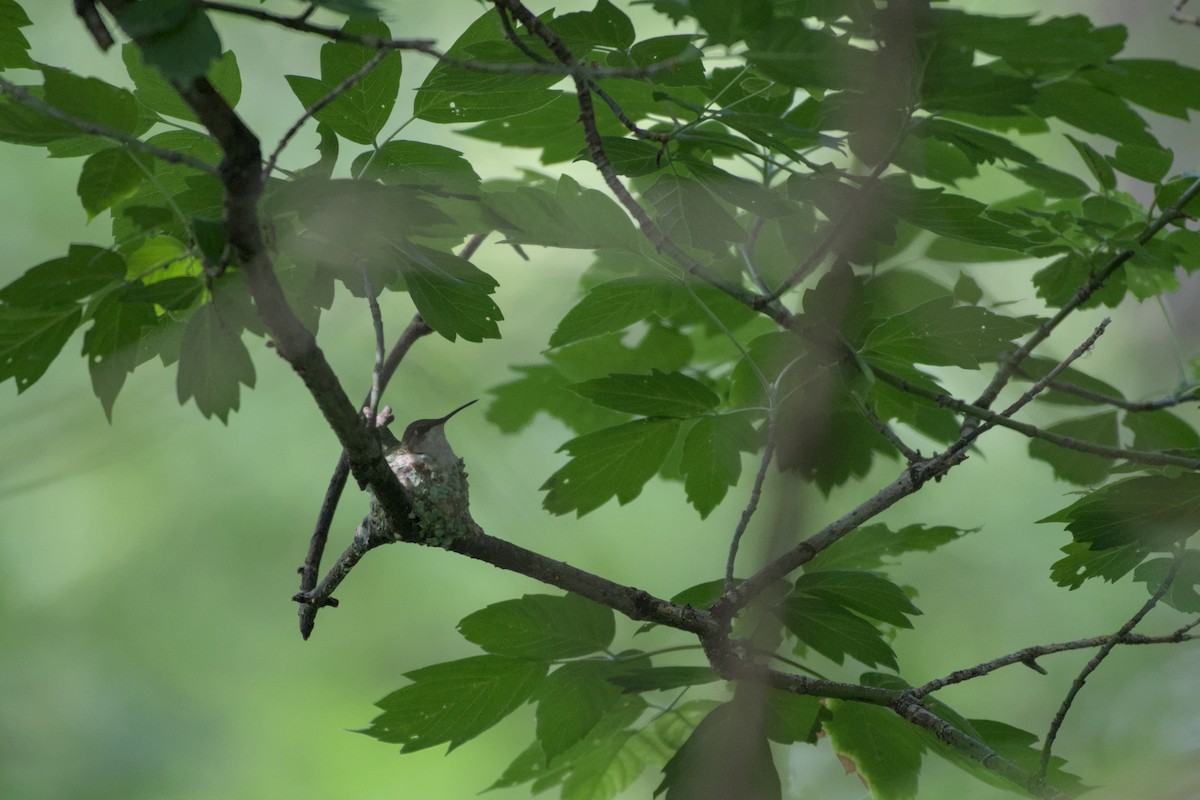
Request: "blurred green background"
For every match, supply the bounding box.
[3,2,1200,798]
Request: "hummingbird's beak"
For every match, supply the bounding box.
[436,399,478,425]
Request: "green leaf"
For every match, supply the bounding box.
[863,296,1036,369]
[1123,410,1200,453]
[807,523,974,572]
[679,414,757,518]
[607,666,719,693]
[569,370,719,418]
[882,182,1030,251]
[484,175,641,251]
[363,655,547,753]
[1086,58,1200,120]
[122,277,203,312]
[42,68,140,134]
[122,44,240,122]
[0,304,81,392]
[175,301,256,423]
[535,661,626,762]
[397,244,502,343]
[552,0,636,52]
[690,0,771,47]
[935,10,1124,75]
[351,141,480,195]
[1027,412,1119,485]
[1036,81,1156,148]
[825,700,924,800]
[1051,540,1146,589]
[284,18,402,145]
[793,571,922,628]
[1108,142,1173,184]
[0,0,34,70]
[77,148,153,219]
[656,698,781,800]
[1134,552,1200,613]
[763,688,822,745]
[414,10,561,123]
[1041,473,1200,550]
[1065,134,1116,191]
[1011,355,1125,406]
[83,288,158,421]
[780,594,899,670]
[746,17,873,91]
[114,0,222,83]
[643,174,746,256]
[542,418,682,515]
[465,95,630,165]
[487,364,627,436]
[549,276,678,348]
[0,244,125,307]
[457,593,615,660]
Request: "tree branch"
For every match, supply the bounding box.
[1037,549,1183,778]
[967,174,1200,427]
[0,76,218,175]
[914,629,1197,698]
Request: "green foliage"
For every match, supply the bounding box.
[5,1,1200,798]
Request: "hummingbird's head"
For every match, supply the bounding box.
[399,399,477,452]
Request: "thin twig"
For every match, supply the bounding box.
[725,414,777,592]
[950,319,1111,455]
[199,1,691,79]
[363,268,385,421]
[1170,0,1200,25]
[1037,549,1184,778]
[1011,366,1200,411]
[0,76,218,175]
[863,404,923,463]
[967,174,1200,430]
[914,629,1197,697]
[264,48,389,177]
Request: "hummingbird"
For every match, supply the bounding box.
[364,400,477,547]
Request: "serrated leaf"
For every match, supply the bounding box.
[679,414,757,518]
[549,276,677,348]
[0,244,125,307]
[1027,412,1119,485]
[0,0,34,70]
[1041,473,1200,550]
[656,698,781,800]
[643,173,746,255]
[41,68,140,134]
[77,148,152,219]
[123,44,240,122]
[175,301,256,422]
[607,666,719,693]
[553,0,636,52]
[780,595,899,670]
[1134,552,1200,613]
[863,296,1036,369]
[793,571,921,628]
[351,140,480,195]
[807,523,973,572]
[484,175,641,251]
[457,593,615,660]
[114,0,222,84]
[825,699,924,800]
[83,288,157,421]
[1050,540,1146,589]
[1123,410,1200,452]
[414,9,561,123]
[1065,134,1116,190]
[285,18,402,145]
[487,364,627,436]
[0,304,81,392]
[363,655,547,753]
[542,418,681,516]
[882,182,1030,251]
[570,370,718,417]
[397,244,502,343]
[536,661,625,762]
